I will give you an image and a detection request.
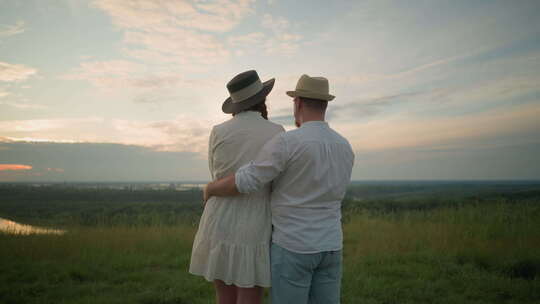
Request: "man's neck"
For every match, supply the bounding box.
[301,113,325,125]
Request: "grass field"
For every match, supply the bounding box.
[1,183,539,303]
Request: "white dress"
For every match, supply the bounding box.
[189,111,284,287]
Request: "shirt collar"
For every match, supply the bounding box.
[234,111,263,119]
[300,120,328,128]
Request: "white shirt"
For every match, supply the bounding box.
[235,121,355,253]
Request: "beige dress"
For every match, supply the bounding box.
[189,111,284,287]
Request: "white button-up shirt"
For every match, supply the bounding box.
[235,121,355,254]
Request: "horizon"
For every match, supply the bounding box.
[1,0,540,182]
[2,179,540,184]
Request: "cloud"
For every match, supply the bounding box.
[317,0,540,108]
[331,51,479,89]
[64,60,145,88]
[328,43,540,126]
[0,141,209,181]
[0,116,214,155]
[63,59,204,101]
[259,13,302,55]
[331,72,540,122]
[0,118,104,133]
[422,76,540,116]
[0,21,25,38]
[0,164,32,171]
[376,38,540,85]
[110,116,212,154]
[352,141,540,180]
[89,0,256,71]
[63,0,259,106]
[123,28,229,67]
[2,137,78,143]
[340,102,540,152]
[132,94,167,104]
[71,1,304,107]
[227,32,265,46]
[226,13,302,56]
[0,61,40,112]
[263,37,301,55]
[46,167,64,173]
[327,91,424,121]
[129,74,182,89]
[63,59,225,108]
[261,14,289,32]
[0,61,37,82]
[0,101,48,110]
[0,89,9,98]
[92,0,254,33]
[76,60,142,77]
[392,53,470,79]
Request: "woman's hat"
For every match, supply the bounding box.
[222,70,275,114]
[286,74,335,101]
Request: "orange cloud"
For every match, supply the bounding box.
[0,164,32,171]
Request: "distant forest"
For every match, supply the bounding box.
[1,182,539,227]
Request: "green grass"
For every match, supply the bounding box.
[1,225,212,304]
[2,200,539,303]
[342,203,540,303]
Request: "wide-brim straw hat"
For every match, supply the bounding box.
[222,70,275,114]
[286,74,335,101]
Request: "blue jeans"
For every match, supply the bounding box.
[270,243,342,304]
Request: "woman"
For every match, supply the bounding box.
[189,70,284,304]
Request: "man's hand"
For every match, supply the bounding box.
[202,174,240,205]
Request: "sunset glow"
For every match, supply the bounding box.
[0,164,32,171]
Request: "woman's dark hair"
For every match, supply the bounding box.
[233,98,268,120]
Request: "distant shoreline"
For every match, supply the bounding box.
[1,179,540,185]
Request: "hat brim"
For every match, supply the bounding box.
[286,90,335,101]
[222,78,275,114]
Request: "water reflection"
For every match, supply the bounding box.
[0,217,65,235]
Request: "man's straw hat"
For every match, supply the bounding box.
[286,74,335,101]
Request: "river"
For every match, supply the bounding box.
[0,217,65,235]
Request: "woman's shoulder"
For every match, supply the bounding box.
[210,118,284,143]
[211,117,235,135]
[262,119,285,133]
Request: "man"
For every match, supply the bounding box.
[204,74,355,304]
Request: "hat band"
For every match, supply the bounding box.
[231,79,263,103]
[295,88,329,95]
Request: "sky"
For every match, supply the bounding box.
[1,0,539,182]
